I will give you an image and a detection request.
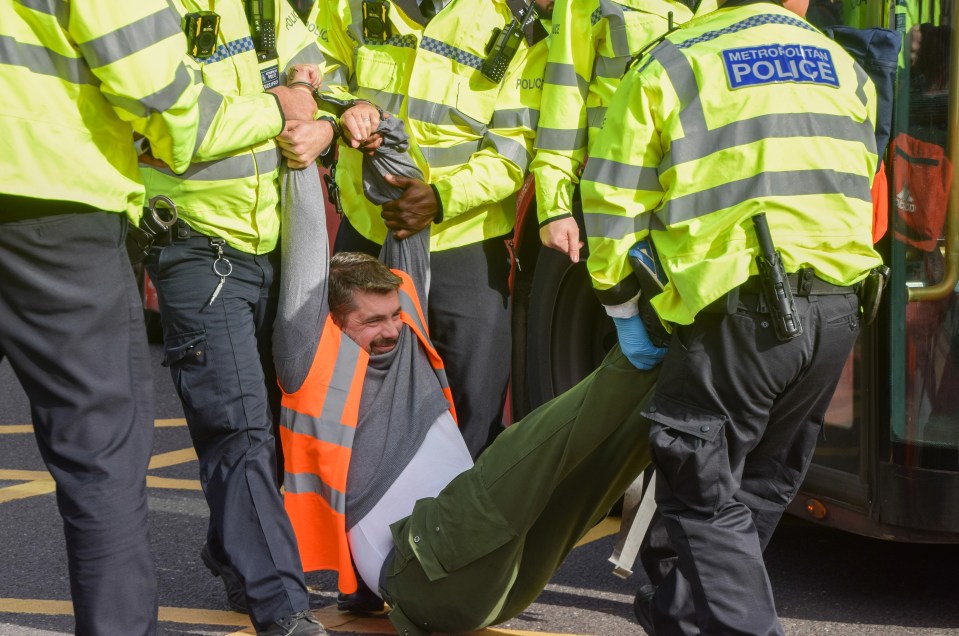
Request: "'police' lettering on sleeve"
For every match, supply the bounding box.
[722,44,839,89]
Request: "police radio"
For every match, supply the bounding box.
[362,0,391,42]
[245,0,277,59]
[183,11,220,58]
[481,1,537,83]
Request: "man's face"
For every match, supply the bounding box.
[339,290,403,355]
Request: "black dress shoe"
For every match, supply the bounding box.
[634,583,657,636]
[336,581,384,613]
[200,544,248,614]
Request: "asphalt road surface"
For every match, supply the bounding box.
[1,346,958,635]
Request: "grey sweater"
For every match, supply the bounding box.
[273,165,449,528]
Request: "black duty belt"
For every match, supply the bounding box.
[153,219,205,247]
[740,268,857,297]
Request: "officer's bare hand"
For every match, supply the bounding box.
[341,103,382,150]
[277,120,335,169]
[288,64,322,90]
[381,174,438,239]
[269,85,318,121]
[539,217,583,263]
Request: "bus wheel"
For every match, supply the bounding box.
[525,247,616,409]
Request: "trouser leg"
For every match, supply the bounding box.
[428,238,512,458]
[382,347,658,634]
[0,211,157,635]
[147,238,308,631]
[646,294,861,636]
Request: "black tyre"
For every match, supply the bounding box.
[525,247,616,409]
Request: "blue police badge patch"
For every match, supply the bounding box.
[722,44,839,89]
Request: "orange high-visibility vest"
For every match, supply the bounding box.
[279,270,456,594]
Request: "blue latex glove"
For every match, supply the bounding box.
[613,314,668,370]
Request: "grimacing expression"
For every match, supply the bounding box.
[339,289,403,355]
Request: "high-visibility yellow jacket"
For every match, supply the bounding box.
[530,0,716,225]
[0,0,263,223]
[308,0,548,251]
[140,0,330,255]
[280,269,455,594]
[582,2,884,325]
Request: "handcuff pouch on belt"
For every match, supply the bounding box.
[126,195,179,265]
[858,265,889,326]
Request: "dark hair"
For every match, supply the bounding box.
[329,252,402,323]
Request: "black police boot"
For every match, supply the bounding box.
[634,583,657,636]
[258,609,328,635]
[336,576,384,613]
[200,543,248,614]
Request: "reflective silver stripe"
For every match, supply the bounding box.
[594,54,628,79]
[284,470,347,514]
[584,211,649,240]
[320,334,363,424]
[662,170,873,226]
[408,97,485,134]
[0,35,97,85]
[599,0,630,57]
[662,113,877,172]
[398,289,451,391]
[486,132,531,171]
[283,46,326,75]
[280,408,356,448]
[651,40,707,137]
[534,126,586,152]
[351,82,405,115]
[586,106,606,129]
[492,107,538,131]
[193,85,224,155]
[582,157,662,192]
[322,67,350,88]
[104,63,199,117]
[15,0,68,28]
[152,147,280,181]
[78,9,181,69]
[422,141,482,168]
[544,61,589,98]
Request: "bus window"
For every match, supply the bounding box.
[891,0,956,467]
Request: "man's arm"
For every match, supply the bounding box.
[380,230,431,316]
[273,166,331,394]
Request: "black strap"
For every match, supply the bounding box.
[390,0,431,25]
[503,0,548,46]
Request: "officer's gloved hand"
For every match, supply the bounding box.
[613,314,668,370]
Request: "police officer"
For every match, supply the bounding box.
[581,0,884,632]
[530,0,713,262]
[0,1,313,633]
[305,0,548,460]
[138,1,345,634]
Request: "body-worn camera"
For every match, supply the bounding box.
[362,0,391,42]
[183,11,220,58]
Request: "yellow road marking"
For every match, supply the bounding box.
[146,476,202,490]
[575,516,620,548]
[156,418,187,427]
[0,600,582,635]
[0,481,57,504]
[0,470,48,481]
[149,447,197,470]
[0,425,32,434]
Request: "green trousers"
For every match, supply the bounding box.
[380,346,659,636]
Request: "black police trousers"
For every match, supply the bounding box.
[643,291,861,636]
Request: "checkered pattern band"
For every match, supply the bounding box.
[197,36,255,64]
[420,36,484,70]
[676,13,818,49]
